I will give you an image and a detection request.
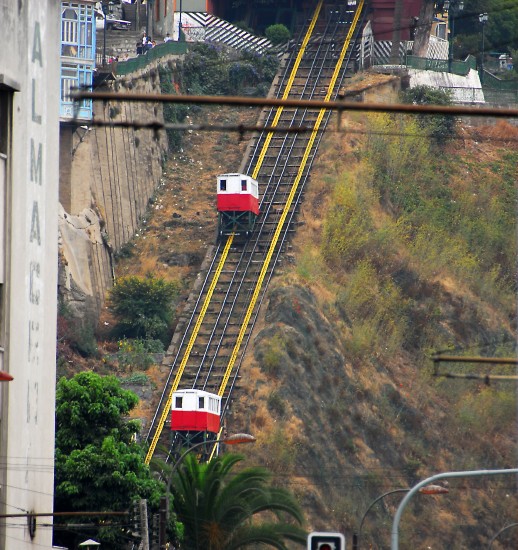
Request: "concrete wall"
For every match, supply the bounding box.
[59,60,170,325]
[0,0,60,548]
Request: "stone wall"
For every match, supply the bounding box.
[59,60,172,326]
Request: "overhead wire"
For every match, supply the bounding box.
[72,90,518,118]
[81,118,518,144]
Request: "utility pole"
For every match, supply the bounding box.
[158,496,167,550]
[140,499,150,550]
[445,0,464,73]
[389,0,403,65]
[479,13,488,84]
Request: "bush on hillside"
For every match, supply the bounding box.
[265,23,291,45]
[107,274,180,343]
[158,44,279,151]
[400,85,455,144]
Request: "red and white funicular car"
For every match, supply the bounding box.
[216,173,259,238]
[171,389,222,434]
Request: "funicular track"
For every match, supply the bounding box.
[145,0,365,466]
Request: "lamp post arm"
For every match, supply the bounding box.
[488,522,518,550]
[356,488,410,550]
[391,469,518,550]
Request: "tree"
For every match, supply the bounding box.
[456,0,518,53]
[107,273,180,342]
[169,453,307,549]
[412,0,436,57]
[265,24,291,45]
[53,372,167,549]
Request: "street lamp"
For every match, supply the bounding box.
[444,0,464,73]
[178,0,183,42]
[479,13,488,84]
[0,370,13,381]
[391,468,518,550]
[160,432,256,549]
[146,0,155,39]
[101,2,114,68]
[353,485,449,550]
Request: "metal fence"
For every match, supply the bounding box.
[115,41,188,75]
[404,54,477,76]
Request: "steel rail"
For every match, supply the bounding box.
[146,0,327,466]
[197,0,364,430]
[209,5,350,460]
[146,0,365,466]
[217,4,355,403]
[225,1,366,396]
[145,243,223,440]
[190,2,337,396]
[144,233,234,464]
[217,0,365,400]
[185,8,337,393]
[182,16,338,396]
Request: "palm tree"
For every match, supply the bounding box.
[169,452,307,549]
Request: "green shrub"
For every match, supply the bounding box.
[267,391,287,417]
[108,274,180,342]
[338,261,410,355]
[400,85,455,144]
[116,338,164,370]
[122,372,151,386]
[265,24,291,45]
[260,333,286,376]
[321,175,399,269]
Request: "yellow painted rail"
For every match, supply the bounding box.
[217,0,364,400]
[147,0,363,465]
[145,234,234,464]
[251,0,324,180]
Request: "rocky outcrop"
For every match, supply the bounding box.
[58,57,176,326]
[58,204,113,325]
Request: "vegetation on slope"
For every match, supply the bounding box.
[57,50,517,547]
[235,85,518,548]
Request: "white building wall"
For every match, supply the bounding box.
[0,0,60,548]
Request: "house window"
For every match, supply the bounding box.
[435,22,446,40]
[241,180,247,191]
[220,180,227,191]
[61,2,94,59]
[175,396,183,408]
[198,396,205,409]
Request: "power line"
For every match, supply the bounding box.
[83,117,518,143]
[72,91,518,118]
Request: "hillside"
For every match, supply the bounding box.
[62,72,518,549]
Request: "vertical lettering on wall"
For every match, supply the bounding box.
[29,262,40,305]
[30,139,42,185]
[31,80,42,125]
[29,202,41,245]
[27,18,44,384]
[32,22,43,66]
[28,320,40,365]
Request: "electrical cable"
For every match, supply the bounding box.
[83,118,518,144]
